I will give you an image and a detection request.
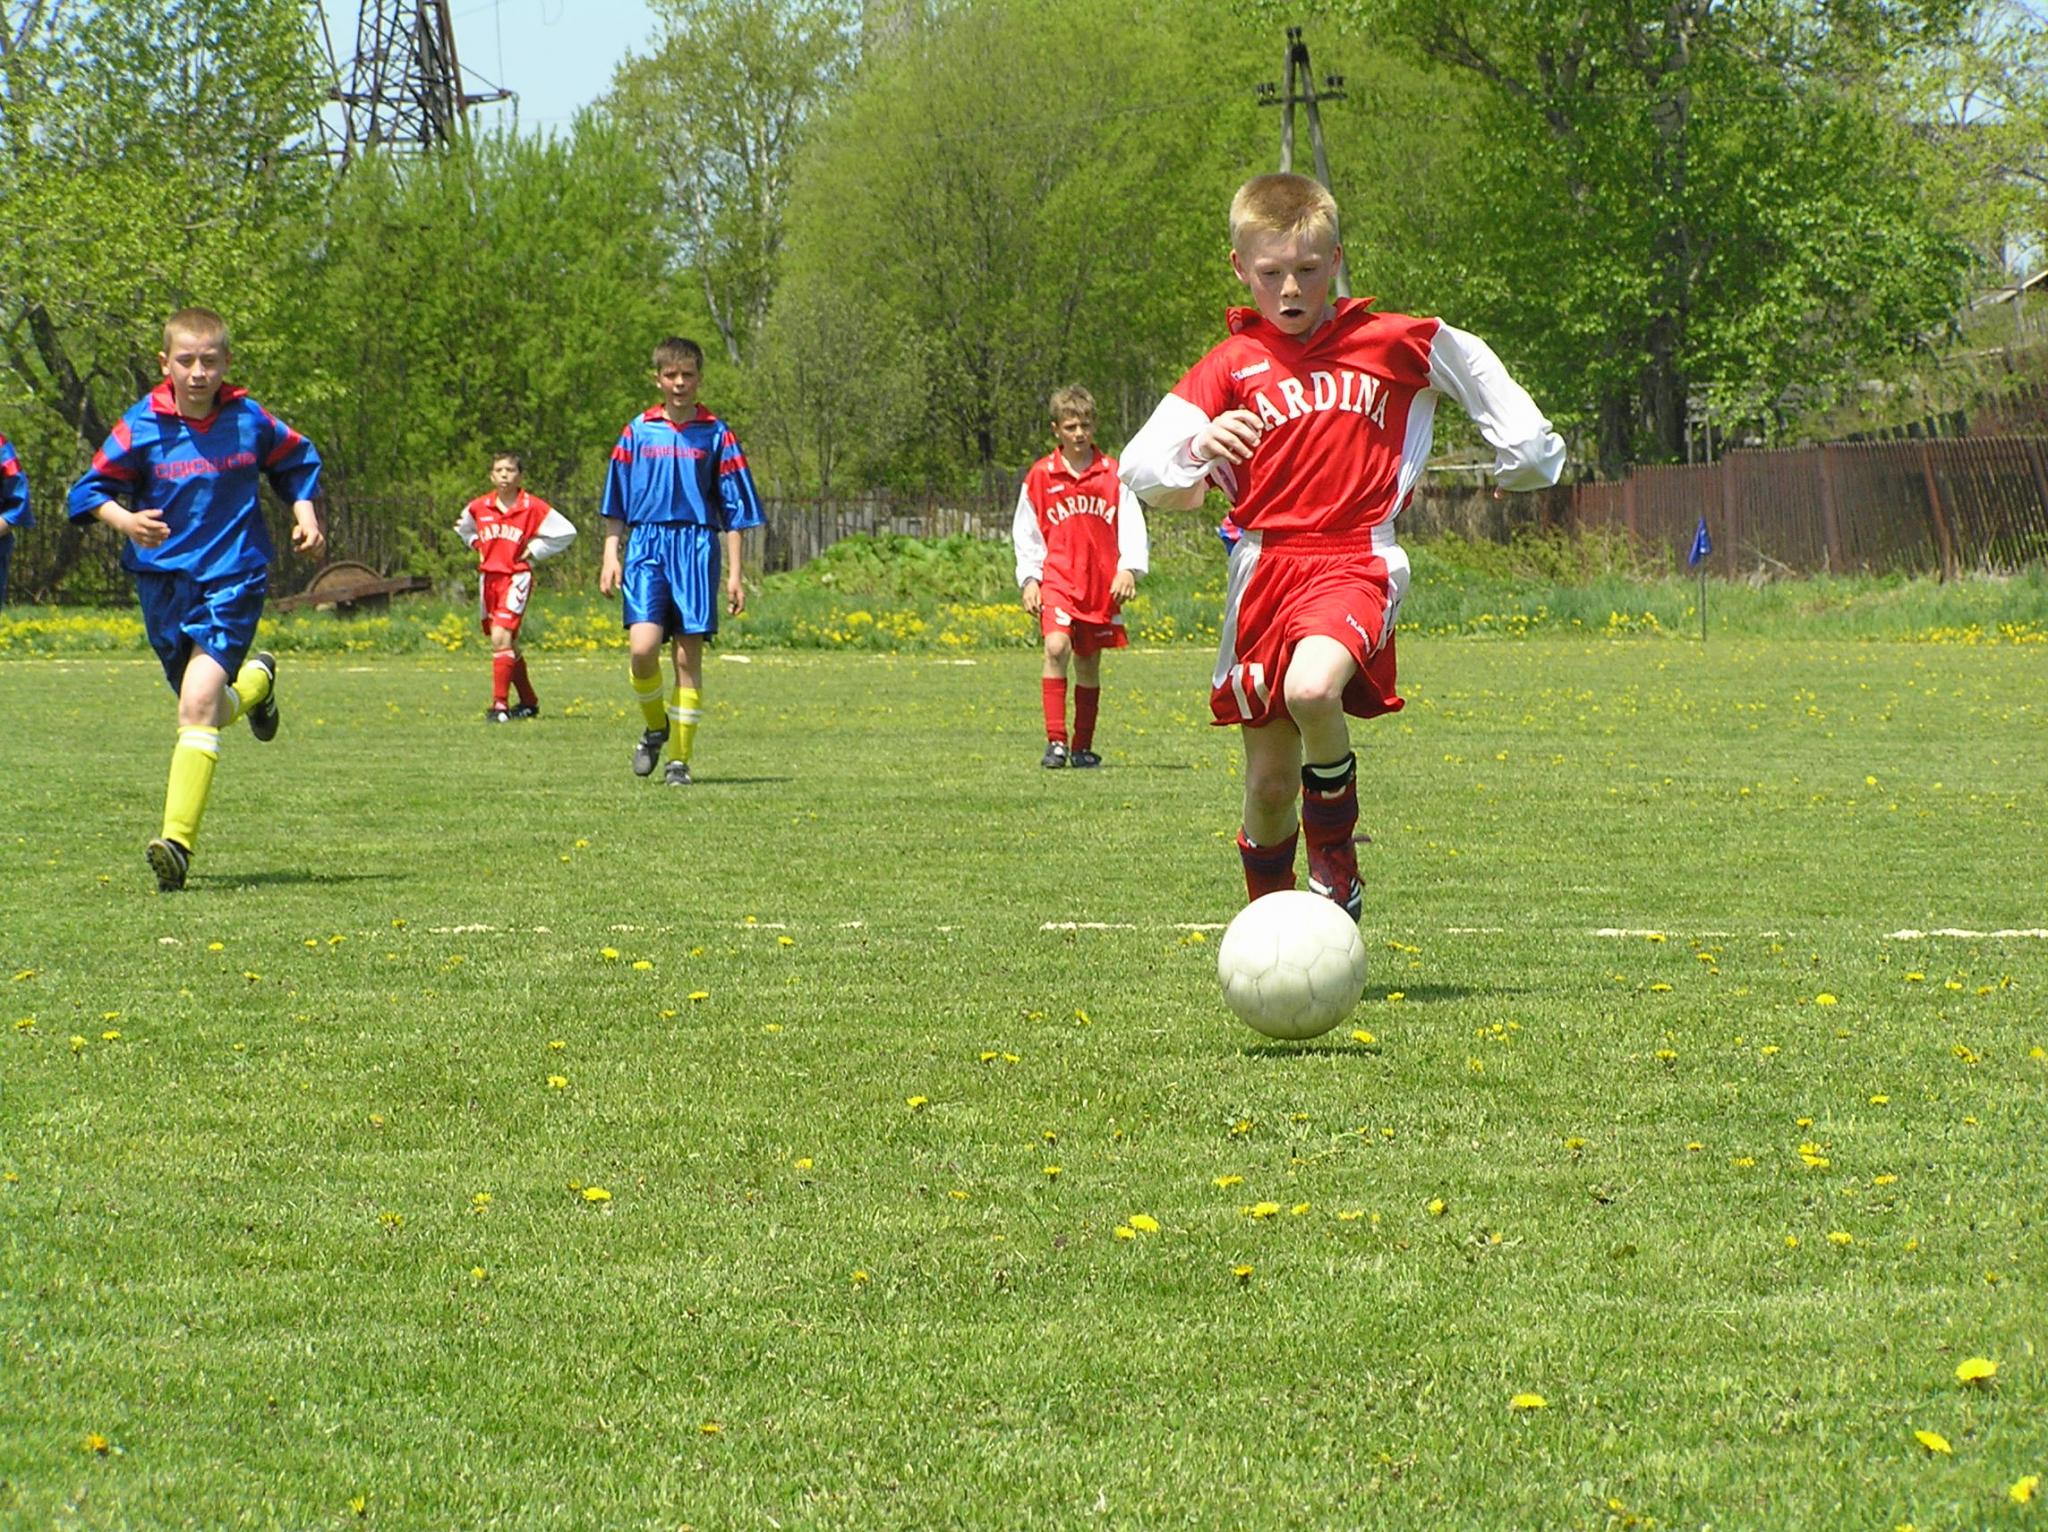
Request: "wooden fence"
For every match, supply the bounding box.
[6,435,2046,605]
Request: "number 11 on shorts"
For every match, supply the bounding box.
[1227,662,1269,722]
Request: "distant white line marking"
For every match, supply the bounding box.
[1887,928,2048,940]
[1042,922,1138,931]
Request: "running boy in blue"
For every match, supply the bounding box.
[0,431,30,608]
[67,307,325,891]
[598,336,765,785]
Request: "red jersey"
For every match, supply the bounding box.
[1118,298,1563,533]
[1011,448,1148,625]
[456,490,576,575]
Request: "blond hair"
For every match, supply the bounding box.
[163,306,230,352]
[1048,384,1096,425]
[1228,173,1340,252]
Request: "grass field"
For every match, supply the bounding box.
[3,635,2044,1529]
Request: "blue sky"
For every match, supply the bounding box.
[320,0,666,136]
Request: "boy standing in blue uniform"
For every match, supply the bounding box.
[598,336,765,786]
[0,431,30,607]
[68,308,325,891]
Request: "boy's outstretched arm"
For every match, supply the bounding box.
[526,508,576,562]
[454,506,479,547]
[1118,394,1262,511]
[1426,324,1566,490]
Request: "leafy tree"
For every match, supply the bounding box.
[0,0,323,591]
[1254,0,1981,468]
[606,0,858,369]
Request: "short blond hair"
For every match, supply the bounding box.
[1228,173,1339,252]
[1048,384,1096,425]
[163,306,230,352]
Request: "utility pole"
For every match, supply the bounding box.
[1256,26,1349,297]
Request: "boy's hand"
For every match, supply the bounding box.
[1111,570,1136,603]
[1020,577,1042,616]
[599,550,622,595]
[726,571,746,616]
[112,506,171,548]
[1191,410,1264,466]
[290,501,326,556]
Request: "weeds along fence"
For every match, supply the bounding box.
[8,436,2046,604]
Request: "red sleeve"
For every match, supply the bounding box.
[1173,341,1240,420]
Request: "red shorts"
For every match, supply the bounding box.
[1210,527,1408,728]
[480,569,534,634]
[1040,594,1127,657]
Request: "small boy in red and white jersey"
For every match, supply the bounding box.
[454,452,577,722]
[1120,173,1564,918]
[1012,385,1148,768]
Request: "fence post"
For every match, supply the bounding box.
[1916,442,1959,582]
[1815,446,1844,572]
[1718,454,1739,575]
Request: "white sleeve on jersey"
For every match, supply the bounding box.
[1117,394,1227,511]
[527,508,578,562]
[1116,482,1149,575]
[1425,324,1567,491]
[454,506,479,548]
[1012,481,1047,585]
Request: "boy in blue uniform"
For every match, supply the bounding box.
[598,336,765,785]
[0,431,30,607]
[68,308,325,891]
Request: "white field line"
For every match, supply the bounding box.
[1887,928,2048,940]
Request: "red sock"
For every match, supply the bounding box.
[1237,828,1299,902]
[1072,685,1100,751]
[1041,678,1068,744]
[491,650,516,708]
[511,654,537,707]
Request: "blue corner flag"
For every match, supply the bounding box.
[1687,516,1712,568]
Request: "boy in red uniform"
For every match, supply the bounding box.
[1012,385,1148,768]
[1120,173,1564,918]
[454,452,577,722]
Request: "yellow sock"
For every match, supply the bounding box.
[669,686,702,764]
[632,669,667,732]
[227,656,272,724]
[162,726,220,850]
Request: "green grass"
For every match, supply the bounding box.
[3,637,2044,1528]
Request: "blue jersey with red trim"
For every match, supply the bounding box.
[600,405,765,532]
[0,434,29,529]
[66,383,322,578]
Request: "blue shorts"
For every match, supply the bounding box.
[135,567,267,692]
[621,522,720,639]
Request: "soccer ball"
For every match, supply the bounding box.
[1216,890,1368,1040]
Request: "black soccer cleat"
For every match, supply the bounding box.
[246,652,280,742]
[508,702,539,721]
[146,836,190,893]
[1040,741,1069,769]
[1069,748,1101,768]
[663,760,694,787]
[633,727,670,778]
[484,706,510,724]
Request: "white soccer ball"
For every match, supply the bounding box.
[1216,890,1368,1040]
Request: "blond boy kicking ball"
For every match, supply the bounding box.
[1013,384,1148,768]
[1120,173,1564,919]
[67,307,325,892]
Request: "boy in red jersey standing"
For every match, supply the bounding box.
[1013,385,1148,768]
[1120,173,1564,919]
[455,451,577,722]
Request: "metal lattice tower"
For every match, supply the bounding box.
[317,1,512,165]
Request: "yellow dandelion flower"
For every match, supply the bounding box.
[1733,1156,1756,1168]
[1654,1048,1677,1061]
[631,959,653,971]
[794,1157,813,1170]
[1955,1357,1997,1385]
[1815,993,1837,1006]
[1043,1165,1061,1179]
[1214,1174,1244,1189]
[1351,1029,1376,1045]
[471,1192,491,1210]
[699,1422,722,1435]
[948,1189,967,1201]
[1760,1044,1781,1056]
[1129,1214,1160,1234]
[1509,1393,1547,1411]
[978,1050,998,1062]
[600,947,620,961]
[1785,1235,1800,1249]
[1685,1141,1704,1152]
[1649,982,1673,994]
[906,1095,928,1111]
[84,1432,111,1454]
[1290,1202,1311,1216]
[1828,1231,1854,1246]
[207,942,225,952]
[1247,1201,1280,1218]
[688,990,710,1002]
[547,1075,568,1090]
[1385,991,1405,1002]
[2011,1476,2040,1505]
[1913,1429,1952,1455]
[470,1266,486,1282]
[1563,1137,1587,1151]
[1232,1264,1253,1283]
[778,935,794,947]
[69,1034,87,1053]
[549,1039,566,1050]
[1906,971,1925,982]
[582,1187,611,1203]
[1113,1225,1137,1241]
[1427,1197,1448,1218]
[851,1269,870,1284]
[1873,1173,1897,1186]
[101,1029,121,1042]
